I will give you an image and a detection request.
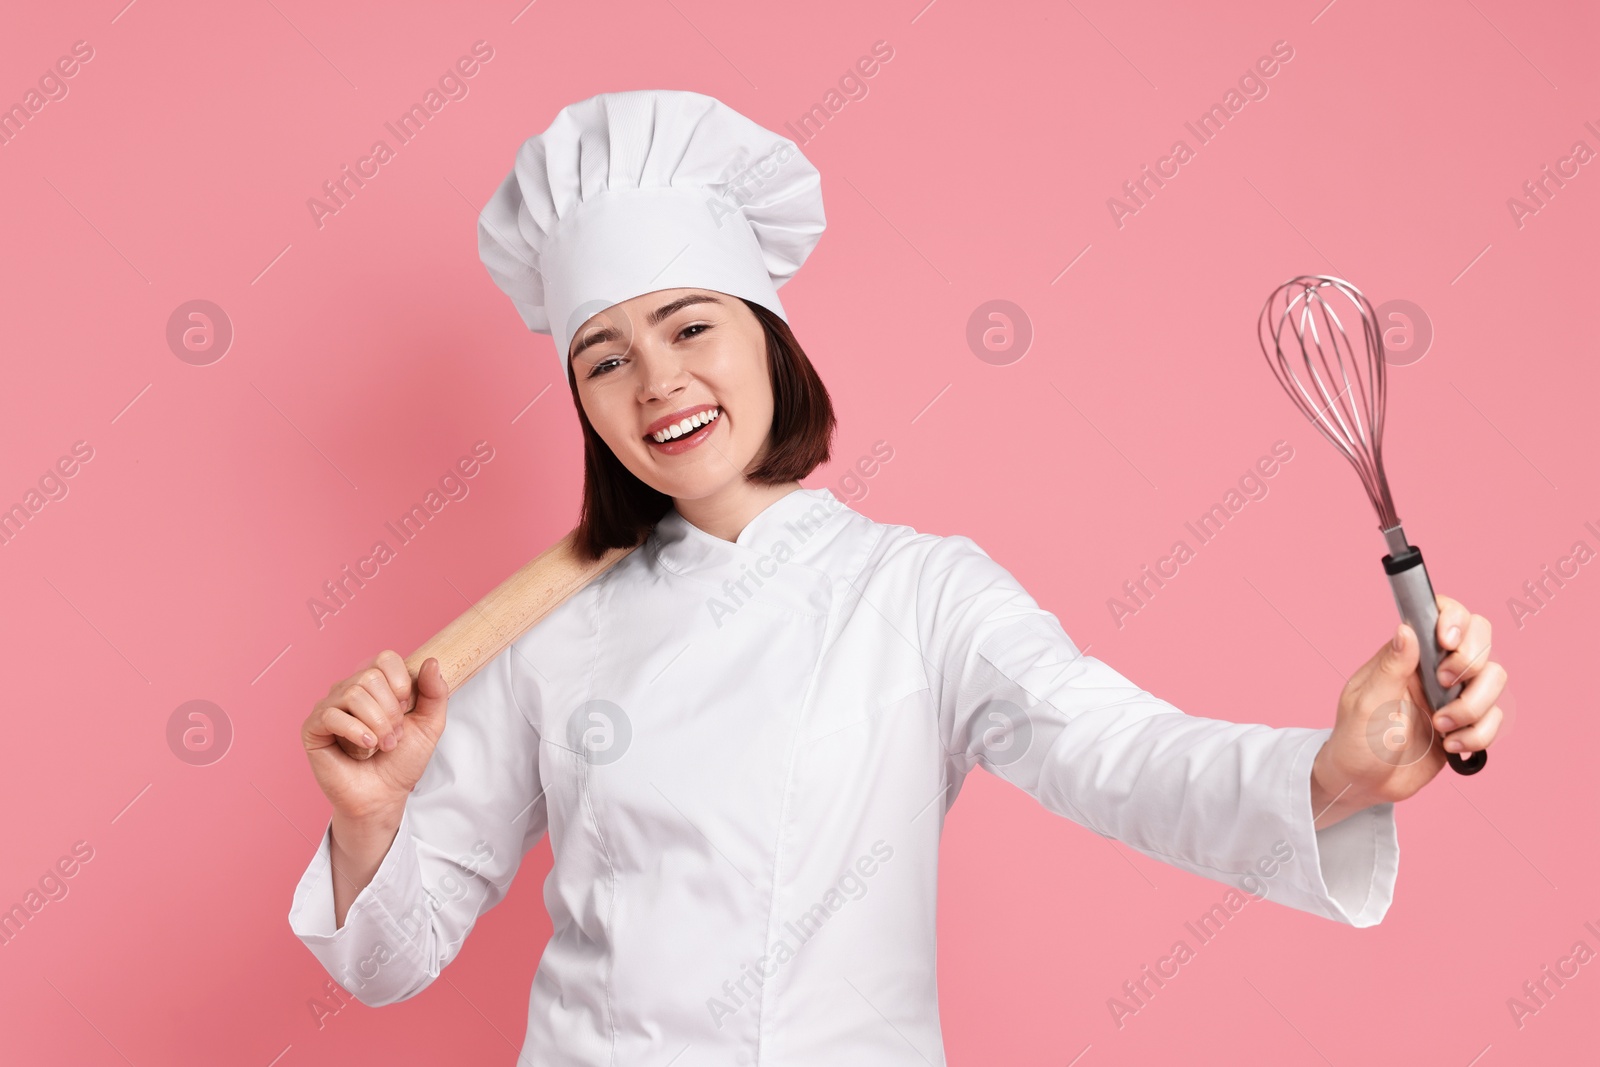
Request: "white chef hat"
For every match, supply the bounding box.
[477,89,826,380]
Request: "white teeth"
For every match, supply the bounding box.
[652,407,719,442]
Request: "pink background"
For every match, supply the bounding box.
[2,0,1595,1063]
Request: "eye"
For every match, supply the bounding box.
[679,322,711,340]
[585,357,623,379]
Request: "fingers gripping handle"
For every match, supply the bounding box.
[1383,546,1487,776]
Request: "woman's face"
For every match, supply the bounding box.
[569,288,774,502]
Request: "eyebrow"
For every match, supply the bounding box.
[569,294,725,361]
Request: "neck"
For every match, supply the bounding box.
[674,480,803,543]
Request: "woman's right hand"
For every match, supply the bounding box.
[300,651,451,824]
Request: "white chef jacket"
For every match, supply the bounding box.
[288,486,1399,1065]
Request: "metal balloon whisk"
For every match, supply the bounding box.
[1257,275,1486,775]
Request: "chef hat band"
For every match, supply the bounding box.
[476,90,827,381]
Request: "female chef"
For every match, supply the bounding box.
[289,90,1505,1066]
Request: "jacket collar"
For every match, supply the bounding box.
[649,487,851,609]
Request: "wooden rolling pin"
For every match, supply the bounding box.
[339,530,640,760]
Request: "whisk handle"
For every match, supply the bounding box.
[1382,546,1487,776]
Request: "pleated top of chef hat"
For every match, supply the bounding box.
[477,89,826,380]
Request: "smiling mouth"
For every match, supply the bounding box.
[646,407,721,443]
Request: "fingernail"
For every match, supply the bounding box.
[382,732,397,751]
[1440,669,1459,687]
[1445,739,1463,752]
[362,732,377,748]
[1392,628,1404,652]
[1445,625,1461,645]
[1436,715,1455,732]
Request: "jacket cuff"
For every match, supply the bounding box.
[1273,728,1400,927]
[287,804,431,995]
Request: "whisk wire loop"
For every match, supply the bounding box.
[1258,275,1399,529]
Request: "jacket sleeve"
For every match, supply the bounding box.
[286,641,549,1004]
[917,534,1398,927]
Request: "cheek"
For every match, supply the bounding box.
[720,387,765,440]
[721,359,775,430]
[580,397,634,451]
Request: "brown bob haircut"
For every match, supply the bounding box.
[564,298,836,561]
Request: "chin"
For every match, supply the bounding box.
[653,467,750,503]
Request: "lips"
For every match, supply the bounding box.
[645,406,722,455]
[643,403,720,440]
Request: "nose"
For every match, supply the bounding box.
[636,340,691,403]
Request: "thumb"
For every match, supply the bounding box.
[1377,623,1421,682]
[408,657,450,727]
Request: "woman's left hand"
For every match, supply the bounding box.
[1310,595,1507,828]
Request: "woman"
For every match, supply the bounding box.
[289,91,1505,1065]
